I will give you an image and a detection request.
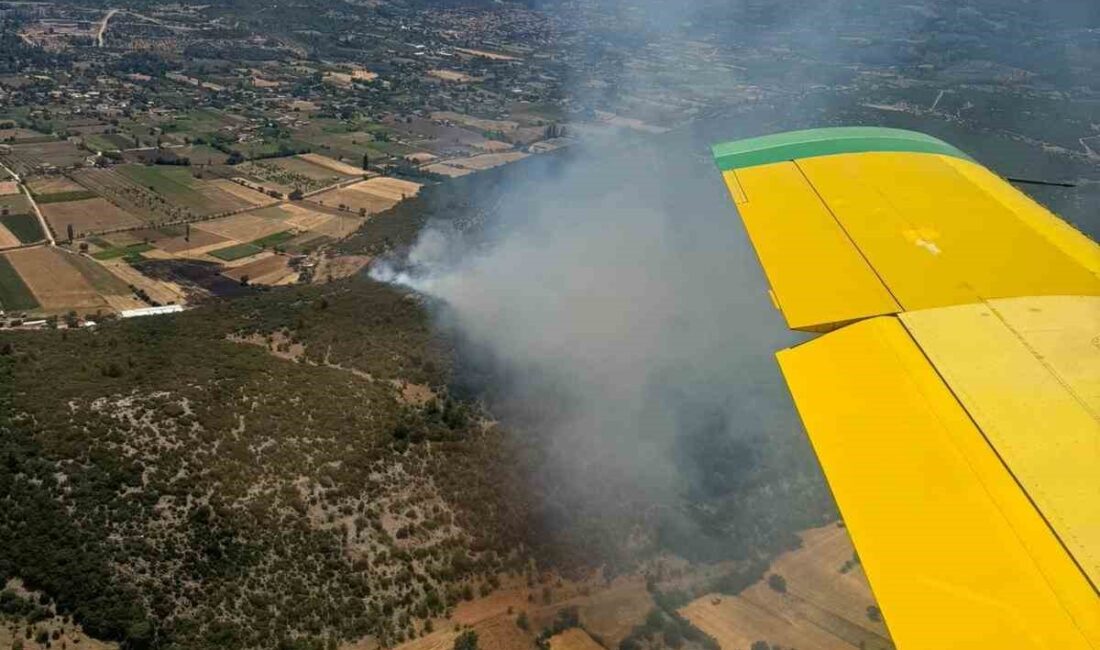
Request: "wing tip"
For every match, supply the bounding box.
[711,126,972,172]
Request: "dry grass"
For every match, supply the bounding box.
[447,152,529,171]
[424,163,474,178]
[358,177,423,201]
[281,203,337,232]
[310,177,422,214]
[548,628,604,650]
[5,247,107,312]
[41,197,143,236]
[311,187,393,214]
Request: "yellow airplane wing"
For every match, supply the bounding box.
[713,127,1100,649]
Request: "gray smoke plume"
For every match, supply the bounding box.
[370,0,1098,563]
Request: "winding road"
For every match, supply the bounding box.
[96,9,119,48]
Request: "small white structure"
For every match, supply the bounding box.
[120,305,184,319]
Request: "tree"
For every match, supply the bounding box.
[750,642,769,650]
[185,223,190,242]
[453,630,477,650]
[362,152,370,170]
[866,605,882,623]
[289,188,304,200]
[767,574,786,593]
[515,611,529,631]
[66,223,74,241]
[227,151,244,165]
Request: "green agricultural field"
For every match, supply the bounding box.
[209,242,263,261]
[299,131,389,163]
[92,243,155,260]
[64,252,132,295]
[116,164,212,211]
[251,230,294,248]
[0,214,45,244]
[0,254,39,311]
[34,190,97,204]
[84,133,132,152]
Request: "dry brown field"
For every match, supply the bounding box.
[208,179,276,206]
[195,212,288,242]
[5,247,107,312]
[313,255,372,283]
[448,152,529,171]
[575,576,655,647]
[156,228,229,253]
[0,180,18,195]
[222,254,292,284]
[432,111,519,133]
[0,620,117,650]
[548,628,603,650]
[195,182,259,214]
[27,175,86,194]
[472,140,515,153]
[102,260,188,305]
[359,177,423,201]
[41,197,143,236]
[680,524,891,650]
[429,69,474,82]
[0,224,20,247]
[0,127,46,141]
[298,152,367,176]
[425,163,475,178]
[302,213,361,238]
[281,203,336,232]
[311,187,394,214]
[454,47,519,61]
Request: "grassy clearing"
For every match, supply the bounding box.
[92,242,154,260]
[0,213,45,243]
[0,254,39,311]
[209,242,263,261]
[34,189,98,204]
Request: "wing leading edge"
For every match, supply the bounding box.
[713,127,1100,649]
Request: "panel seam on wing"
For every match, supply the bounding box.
[791,160,904,314]
[897,313,1100,612]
